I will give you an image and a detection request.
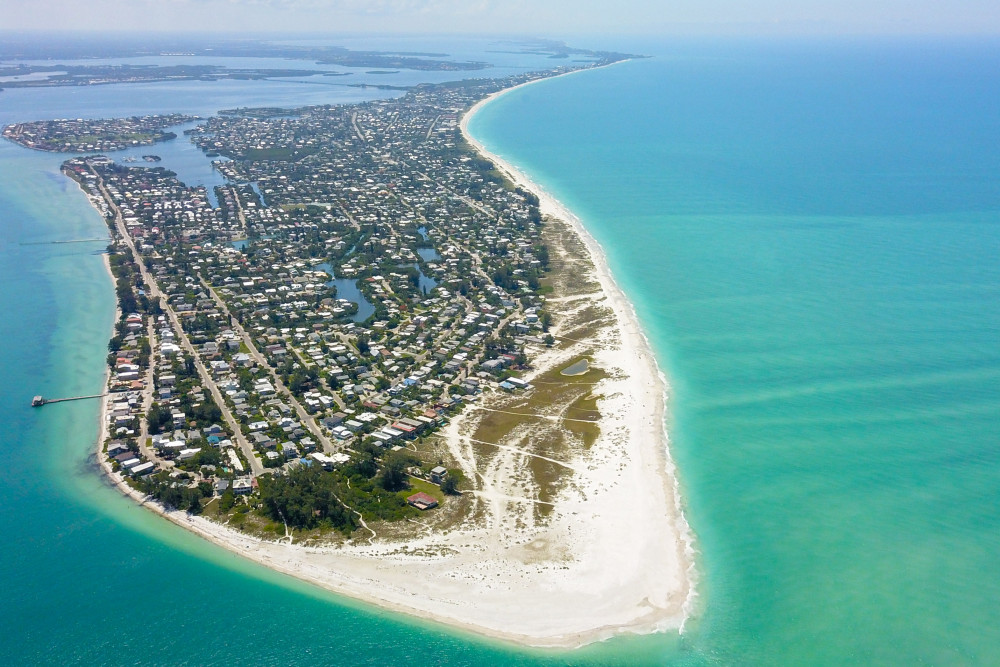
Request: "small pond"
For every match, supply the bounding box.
[560,358,590,376]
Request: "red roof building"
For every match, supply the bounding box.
[406,492,438,511]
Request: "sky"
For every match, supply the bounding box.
[4,0,1000,36]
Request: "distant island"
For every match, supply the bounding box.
[0,39,499,92]
[0,64,345,90]
[0,35,596,70]
[5,45,692,647]
[3,114,195,152]
[0,37,627,92]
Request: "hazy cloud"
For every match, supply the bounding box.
[4,0,999,34]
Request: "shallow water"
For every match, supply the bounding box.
[468,36,1000,664]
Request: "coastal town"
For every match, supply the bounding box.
[11,56,631,539]
[5,43,694,646]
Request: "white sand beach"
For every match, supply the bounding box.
[95,70,696,648]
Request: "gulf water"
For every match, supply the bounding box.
[2,36,999,665]
[469,37,1000,663]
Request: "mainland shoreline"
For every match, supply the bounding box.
[90,64,696,649]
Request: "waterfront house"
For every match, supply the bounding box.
[106,441,128,457]
[131,461,156,477]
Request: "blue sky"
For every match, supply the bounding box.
[5,0,999,35]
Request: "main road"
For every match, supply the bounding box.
[91,165,265,476]
[198,277,340,454]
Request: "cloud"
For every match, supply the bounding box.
[6,0,1000,34]
[199,0,497,16]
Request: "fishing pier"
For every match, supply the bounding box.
[32,394,106,407]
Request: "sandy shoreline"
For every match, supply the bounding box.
[460,66,697,629]
[90,64,696,649]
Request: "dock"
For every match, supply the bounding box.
[31,394,106,407]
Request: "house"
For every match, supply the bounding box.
[406,491,438,511]
[430,466,447,484]
[232,477,253,495]
[309,452,336,470]
[481,358,506,372]
[131,461,156,477]
[309,451,348,469]
[118,455,140,469]
[398,417,424,431]
[106,441,128,457]
[251,432,276,449]
[122,457,144,470]
[390,421,416,437]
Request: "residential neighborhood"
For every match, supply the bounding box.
[37,60,632,535]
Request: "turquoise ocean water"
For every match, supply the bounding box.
[469,37,1000,663]
[2,37,1000,664]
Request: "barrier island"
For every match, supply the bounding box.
[6,47,694,647]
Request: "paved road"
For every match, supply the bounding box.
[199,278,340,454]
[351,112,367,143]
[93,166,265,476]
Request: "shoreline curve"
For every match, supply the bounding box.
[89,62,698,649]
[460,64,699,633]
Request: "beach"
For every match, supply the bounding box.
[91,72,695,648]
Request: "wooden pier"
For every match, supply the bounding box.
[20,238,108,246]
[31,394,106,407]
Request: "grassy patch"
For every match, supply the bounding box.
[565,391,601,421]
[399,476,444,504]
[527,455,562,519]
[565,415,600,450]
[557,307,614,347]
[202,497,220,515]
